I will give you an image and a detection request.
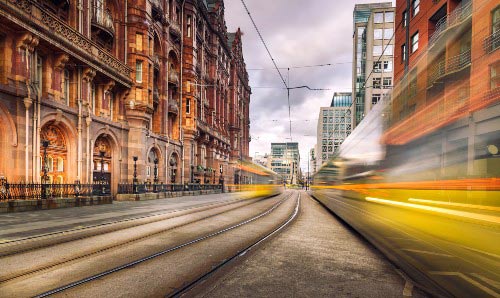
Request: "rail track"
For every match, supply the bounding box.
[24,191,298,298]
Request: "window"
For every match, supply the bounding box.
[385,11,394,23]
[136,33,143,52]
[373,45,383,56]
[34,55,43,96]
[91,83,96,114]
[63,69,70,104]
[401,44,407,62]
[187,15,192,38]
[186,98,191,114]
[385,44,394,55]
[136,61,143,83]
[383,77,392,88]
[412,0,420,16]
[384,28,393,39]
[374,61,382,72]
[57,157,64,172]
[372,94,381,105]
[46,156,54,172]
[373,77,381,88]
[323,117,327,123]
[491,63,499,89]
[492,7,500,51]
[374,12,384,23]
[402,10,407,27]
[374,29,383,40]
[383,60,393,71]
[411,32,419,53]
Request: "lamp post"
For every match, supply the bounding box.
[153,158,159,184]
[212,168,215,184]
[133,156,138,194]
[99,149,106,195]
[190,165,194,184]
[41,139,50,200]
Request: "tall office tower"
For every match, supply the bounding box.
[316,92,352,167]
[269,143,301,184]
[353,3,395,127]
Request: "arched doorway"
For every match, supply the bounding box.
[147,148,160,183]
[169,153,179,183]
[40,124,67,183]
[93,136,112,188]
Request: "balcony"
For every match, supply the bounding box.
[428,1,472,49]
[446,49,471,74]
[153,54,160,70]
[428,49,470,88]
[2,0,132,86]
[483,32,499,54]
[169,22,181,37]
[168,71,179,85]
[150,0,164,22]
[91,7,115,40]
[168,99,179,115]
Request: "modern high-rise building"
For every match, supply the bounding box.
[316,92,353,167]
[269,143,300,184]
[353,3,395,127]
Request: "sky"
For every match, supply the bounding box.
[224,0,393,171]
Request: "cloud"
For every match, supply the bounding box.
[225,0,391,171]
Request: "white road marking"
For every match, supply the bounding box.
[401,248,453,257]
[408,198,500,212]
[471,273,500,290]
[429,271,500,297]
[365,197,500,224]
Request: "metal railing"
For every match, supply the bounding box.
[428,1,472,47]
[117,183,221,194]
[446,49,471,73]
[0,180,110,202]
[428,49,470,87]
[483,32,500,54]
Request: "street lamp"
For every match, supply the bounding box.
[190,165,194,183]
[153,158,159,184]
[41,139,50,200]
[99,149,106,195]
[133,156,138,194]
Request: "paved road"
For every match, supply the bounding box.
[188,191,427,298]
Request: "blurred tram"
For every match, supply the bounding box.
[227,160,282,197]
[312,89,499,296]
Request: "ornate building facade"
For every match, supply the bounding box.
[0,0,250,194]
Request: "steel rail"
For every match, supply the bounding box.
[168,192,301,298]
[32,191,293,298]
[0,194,281,283]
[0,195,275,256]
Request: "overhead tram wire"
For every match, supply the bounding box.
[240,0,293,141]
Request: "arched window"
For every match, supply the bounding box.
[57,157,64,172]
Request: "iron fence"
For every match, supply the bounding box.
[0,179,110,202]
[117,182,222,194]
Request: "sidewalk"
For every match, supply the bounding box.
[0,192,247,241]
[191,191,428,298]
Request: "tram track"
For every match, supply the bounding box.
[0,194,298,297]
[21,191,297,298]
[0,193,282,284]
[0,195,273,257]
[169,192,301,298]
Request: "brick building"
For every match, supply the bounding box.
[385,0,499,178]
[0,0,250,194]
